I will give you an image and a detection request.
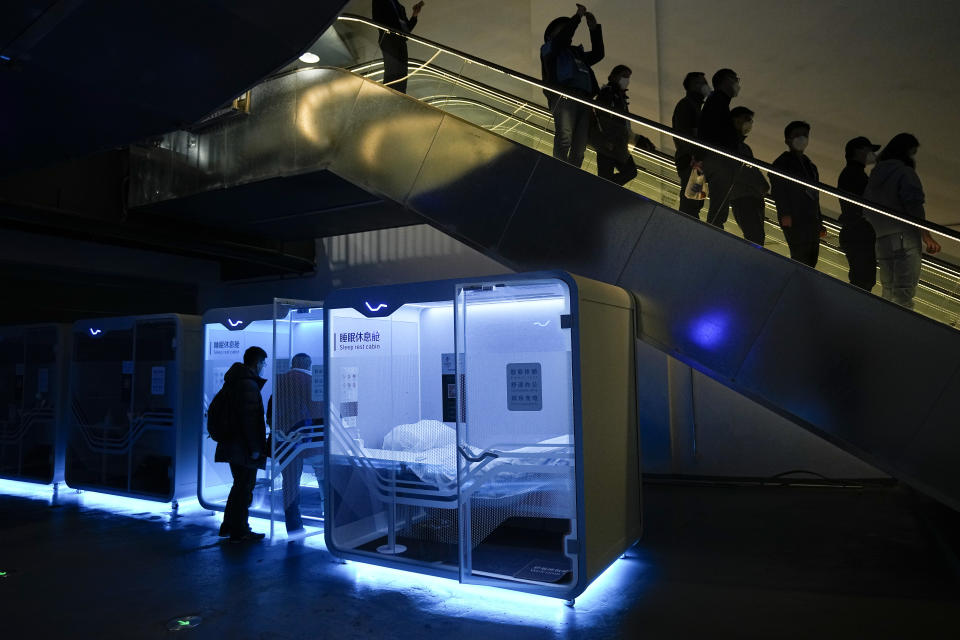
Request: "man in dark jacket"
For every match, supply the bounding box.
[216,346,269,543]
[698,68,742,228]
[372,0,425,94]
[541,4,604,167]
[770,120,825,267]
[837,136,880,290]
[590,65,654,186]
[672,71,709,218]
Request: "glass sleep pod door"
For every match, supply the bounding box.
[325,297,461,576]
[269,299,325,537]
[455,278,579,594]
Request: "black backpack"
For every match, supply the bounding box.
[207,384,234,442]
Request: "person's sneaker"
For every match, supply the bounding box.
[218,524,230,537]
[230,531,266,544]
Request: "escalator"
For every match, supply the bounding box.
[130,16,960,511]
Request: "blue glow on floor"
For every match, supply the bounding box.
[272,519,643,620]
[322,546,644,626]
[1,478,645,622]
[0,479,201,515]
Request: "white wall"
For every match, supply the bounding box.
[345,0,960,232]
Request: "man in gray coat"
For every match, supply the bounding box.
[266,353,324,534]
[216,346,269,543]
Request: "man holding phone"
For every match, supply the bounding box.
[540,4,605,167]
[372,0,425,94]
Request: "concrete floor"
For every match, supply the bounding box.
[2,480,958,639]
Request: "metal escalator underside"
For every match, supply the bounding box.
[131,67,960,512]
[0,0,351,176]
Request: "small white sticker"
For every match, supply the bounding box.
[151,366,166,395]
[312,364,324,401]
[38,368,49,393]
[122,361,134,374]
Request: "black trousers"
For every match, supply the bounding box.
[224,463,257,535]
[839,218,877,290]
[703,154,740,228]
[783,227,821,267]
[731,196,765,245]
[597,153,638,186]
[675,154,704,218]
[380,34,409,94]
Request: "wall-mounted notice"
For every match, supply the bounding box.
[312,364,325,401]
[151,366,166,395]
[122,360,134,374]
[340,366,358,426]
[441,353,463,423]
[507,362,542,411]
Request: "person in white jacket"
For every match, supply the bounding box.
[863,133,940,309]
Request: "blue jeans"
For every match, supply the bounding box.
[551,97,591,168]
[875,231,922,309]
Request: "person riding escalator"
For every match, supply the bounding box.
[590,64,654,187]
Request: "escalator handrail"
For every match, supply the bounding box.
[337,14,960,246]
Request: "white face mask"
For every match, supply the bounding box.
[618,76,630,90]
[865,151,877,165]
[730,80,741,97]
[740,121,753,135]
[699,83,710,97]
[791,135,809,152]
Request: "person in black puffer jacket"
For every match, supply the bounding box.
[770,120,826,267]
[590,64,654,186]
[216,346,269,543]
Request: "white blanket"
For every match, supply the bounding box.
[379,420,573,489]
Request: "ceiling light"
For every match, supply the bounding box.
[299,52,319,64]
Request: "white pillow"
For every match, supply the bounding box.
[382,419,456,451]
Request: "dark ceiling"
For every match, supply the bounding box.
[0,1,352,323]
[1,0,349,176]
